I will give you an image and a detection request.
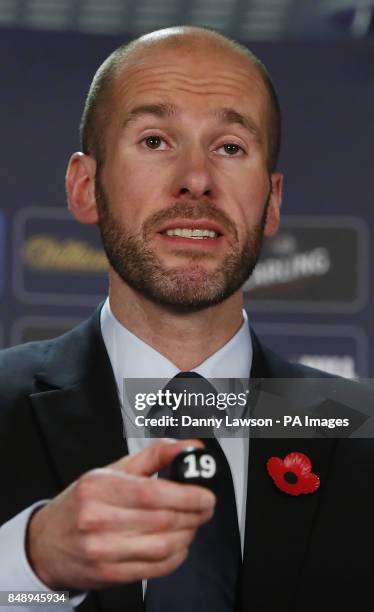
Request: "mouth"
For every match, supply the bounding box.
[156,220,225,245]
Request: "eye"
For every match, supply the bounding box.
[217,143,244,156]
[143,135,168,150]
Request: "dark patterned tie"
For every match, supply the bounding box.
[145,372,242,612]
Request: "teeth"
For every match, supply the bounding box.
[165,228,218,239]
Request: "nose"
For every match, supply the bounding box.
[171,147,215,200]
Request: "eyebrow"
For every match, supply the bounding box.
[215,108,262,143]
[122,103,177,129]
[122,103,261,142]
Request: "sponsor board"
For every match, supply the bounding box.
[253,322,369,379]
[0,209,5,298]
[244,216,369,313]
[13,207,108,306]
[10,316,83,345]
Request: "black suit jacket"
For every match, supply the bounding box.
[1,305,373,611]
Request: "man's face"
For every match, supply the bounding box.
[95,43,281,310]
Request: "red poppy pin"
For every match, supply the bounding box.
[267,452,320,496]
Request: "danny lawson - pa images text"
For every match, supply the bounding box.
[134,415,350,429]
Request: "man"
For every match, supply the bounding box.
[0,25,373,612]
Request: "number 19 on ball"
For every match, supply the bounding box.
[169,448,217,486]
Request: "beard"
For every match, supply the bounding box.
[96,178,269,312]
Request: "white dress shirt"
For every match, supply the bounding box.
[0,298,252,609]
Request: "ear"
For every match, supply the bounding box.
[66,152,98,224]
[264,172,283,237]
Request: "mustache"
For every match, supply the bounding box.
[142,201,238,240]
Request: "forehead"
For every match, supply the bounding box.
[110,43,268,121]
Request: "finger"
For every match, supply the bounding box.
[132,477,216,511]
[110,474,215,511]
[110,439,204,477]
[75,501,214,534]
[93,549,189,585]
[83,529,195,564]
[78,464,215,511]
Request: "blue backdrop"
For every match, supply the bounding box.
[0,28,373,377]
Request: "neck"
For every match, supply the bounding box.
[109,275,245,371]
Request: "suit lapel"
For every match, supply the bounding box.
[29,306,127,487]
[239,331,337,611]
[30,382,127,489]
[29,306,143,612]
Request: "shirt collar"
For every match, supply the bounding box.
[100,297,252,410]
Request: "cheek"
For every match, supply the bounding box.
[102,156,167,228]
[223,171,270,232]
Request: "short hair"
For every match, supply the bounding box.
[80,26,281,173]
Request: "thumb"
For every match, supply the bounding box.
[109,439,205,477]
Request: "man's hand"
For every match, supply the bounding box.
[27,440,215,590]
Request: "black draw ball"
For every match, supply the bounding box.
[169,447,218,488]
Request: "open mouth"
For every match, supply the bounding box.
[157,220,225,243]
[162,228,221,240]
